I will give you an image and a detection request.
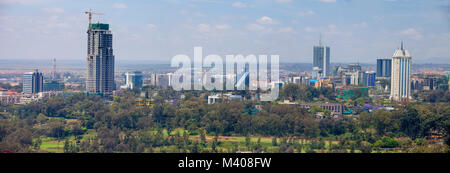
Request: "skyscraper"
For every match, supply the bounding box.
[363,71,376,87]
[23,69,43,94]
[43,80,64,92]
[313,39,330,77]
[376,59,392,77]
[156,73,172,89]
[125,71,143,90]
[390,42,412,101]
[86,23,115,94]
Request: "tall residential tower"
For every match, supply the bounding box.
[86,23,115,94]
[390,42,412,101]
[313,38,330,78]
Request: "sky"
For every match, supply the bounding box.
[0,0,449,64]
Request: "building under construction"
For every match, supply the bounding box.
[85,10,115,94]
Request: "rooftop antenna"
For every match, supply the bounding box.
[401,41,404,50]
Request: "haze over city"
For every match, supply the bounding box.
[0,0,449,63]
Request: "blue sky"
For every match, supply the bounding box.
[0,0,449,63]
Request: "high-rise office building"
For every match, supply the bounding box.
[363,71,376,87]
[313,39,330,77]
[23,69,43,94]
[156,73,172,89]
[376,59,392,77]
[125,71,143,90]
[86,23,115,94]
[350,71,362,86]
[390,42,412,101]
[43,80,64,92]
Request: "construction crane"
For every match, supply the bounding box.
[84,9,104,25]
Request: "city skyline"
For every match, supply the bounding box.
[0,0,449,63]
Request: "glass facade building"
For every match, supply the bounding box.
[376,59,392,77]
[313,45,330,77]
[43,80,64,92]
[23,69,43,94]
[125,71,143,90]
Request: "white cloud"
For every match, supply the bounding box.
[246,24,292,34]
[146,24,157,30]
[3,27,14,32]
[112,3,127,9]
[232,2,247,8]
[324,24,342,36]
[180,10,189,15]
[275,0,292,3]
[42,7,65,14]
[215,24,231,30]
[303,24,352,37]
[0,0,46,5]
[304,26,315,32]
[352,22,368,28]
[328,24,337,29]
[374,16,384,22]
[257,16,278,25]
[197,24,211,32]
[318,0,336,3]
[400,28,423,40]
[278,27,293,33]
[299,10,314,17]
[193,12,205,17]
[246,24,265,31]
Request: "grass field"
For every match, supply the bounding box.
[36,128,358,153]
[39,137,64,153]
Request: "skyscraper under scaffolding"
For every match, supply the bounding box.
[86,23,115,94]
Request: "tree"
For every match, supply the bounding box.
[272,136,278,146]
[401,108,422,140]
[282,84,300,101]
[64,139,70,153]
[33,138,42,150]
[374,137,399,148]
[254,138,263,152]
[373,110,395,135]
[355,97,365,106]
[245,135,251,150]
[47,120,66,139]
[301,117,319,138]
[0,128,33,152]
[310,105,323,115]
[191,141,200,153]
[36,113,48,124]
[211,141,217,153]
